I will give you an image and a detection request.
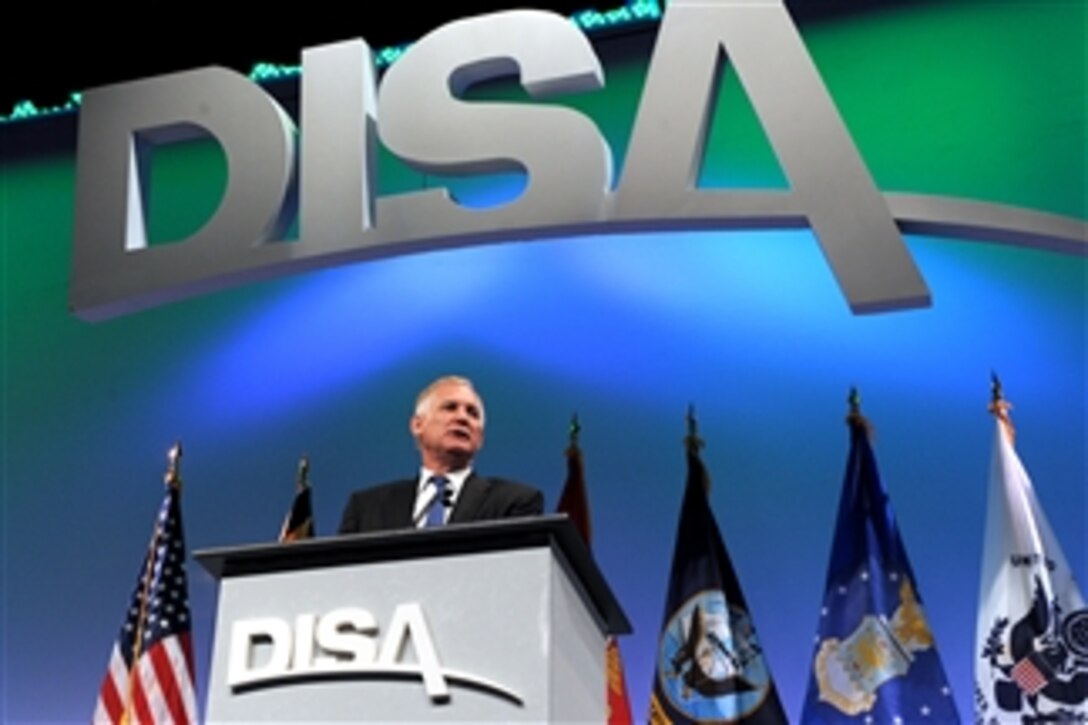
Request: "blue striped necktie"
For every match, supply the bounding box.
[425,475,448,527]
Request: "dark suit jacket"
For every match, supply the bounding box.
[337,473,544,534]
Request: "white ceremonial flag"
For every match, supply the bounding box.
[975,417,1088,723]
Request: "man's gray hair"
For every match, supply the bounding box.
[414,375,486,425]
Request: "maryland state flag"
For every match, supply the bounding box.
[556,417,634,724]
[649,414,787,724]
[802,392,959,723]
[975,379,1087,723]
[279,456,315,542]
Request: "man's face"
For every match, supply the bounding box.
[410,381,485,467]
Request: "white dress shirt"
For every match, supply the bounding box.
[412,467,471,527]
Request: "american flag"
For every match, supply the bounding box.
[94,481,197,724]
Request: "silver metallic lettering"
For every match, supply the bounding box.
[69,2,1087,321]
[72,66,297,319]
[614,0,929,313]
[301,40,380,249]
[376,9,611,240]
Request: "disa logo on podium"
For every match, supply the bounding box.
[228,602,523,704]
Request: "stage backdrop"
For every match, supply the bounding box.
[1,1,1084,722]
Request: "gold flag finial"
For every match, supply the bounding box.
[565,414,584,466]
[988,372,1015,443]
[685,405,710,493]
[569,413,582,447]
[296,455,311,492]
[846,386,874,438]
[164,442,182,490]
[684,405,704,454]
[848,386,861,417]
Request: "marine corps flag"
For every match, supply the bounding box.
[801,391,959,723]
[975,378,1088,723]
[555,416,634,724]
[279,456,314,542]
[649,411,787,724]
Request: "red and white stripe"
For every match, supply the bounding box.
[93,634,196,724]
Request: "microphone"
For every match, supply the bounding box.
[441,487,455,507]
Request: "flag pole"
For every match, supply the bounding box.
[684,404,704,453]
[566,412,582,466]
[568,413,581,450]
[164,441,182,491]
[280,454,315,542]
[297,455,310,493]
[684,405,708,492]
[559,413,592,546]
[565,414,582,493]
[988,371,1015,443]
[846,386,873,438]
[122,442,182,724]
[847,386,862,423]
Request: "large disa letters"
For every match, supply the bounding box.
[72,0,930,320]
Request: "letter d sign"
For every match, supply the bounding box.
[71,67,296,319]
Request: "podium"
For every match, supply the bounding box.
[194,515,631,722]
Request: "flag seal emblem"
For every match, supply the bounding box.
[813,578,938,715]
[657,589,772,721]
[1062,610,1088,660]
[979,577,1088,718]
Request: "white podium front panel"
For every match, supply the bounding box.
[205,545,604,722]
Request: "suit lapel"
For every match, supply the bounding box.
[450,473,490,524]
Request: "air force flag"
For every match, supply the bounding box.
[802,398,958,723]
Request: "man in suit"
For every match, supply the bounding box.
[338,375,544,533]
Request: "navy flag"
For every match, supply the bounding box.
[801,391,958,723]
[649,411,787,724]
